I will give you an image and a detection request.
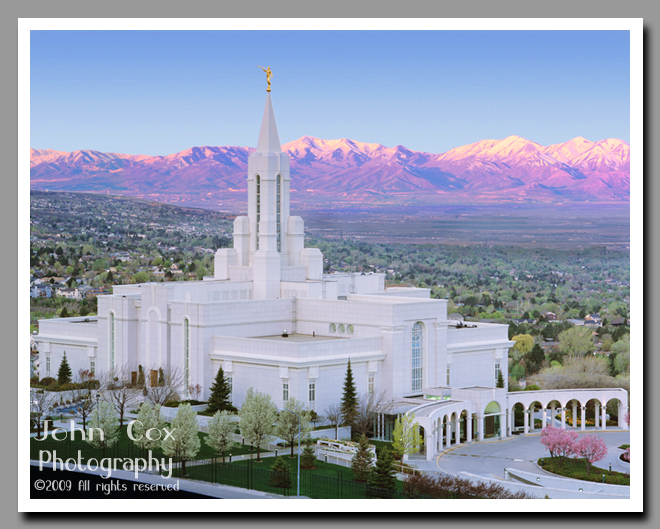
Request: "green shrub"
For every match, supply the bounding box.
[40,377,57,387]
[269,457,292,489]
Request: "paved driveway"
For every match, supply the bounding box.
[411,430,631,481]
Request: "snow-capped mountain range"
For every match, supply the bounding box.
[30,135,630,205]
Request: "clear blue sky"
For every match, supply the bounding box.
[30,30,630,156]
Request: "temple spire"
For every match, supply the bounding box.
[256,93,281,154]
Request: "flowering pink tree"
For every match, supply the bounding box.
[625,410,630,427]
[574,435,608,474]
[540,425,578,467]
[622,447,630,463]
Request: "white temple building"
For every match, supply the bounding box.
[35,92,628,460]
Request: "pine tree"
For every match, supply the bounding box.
[340,359,358,432]
[370,447,396,497]
[206,366,236,414]
[137,365,145,387]
[351,435,374,482]
[300,445,317,469]
[269,456,292,489]
[496,369,505,388]
[57,352,72,385]
[158,367,165,387]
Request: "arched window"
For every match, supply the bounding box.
[276,174,281,252]
[256,175,261,250]
[109,312,116,371]
[184,318,190,396]
[411,322,423,392]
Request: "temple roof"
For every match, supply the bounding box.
[255,93,281,153]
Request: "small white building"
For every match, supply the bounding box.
[35,92,628,461]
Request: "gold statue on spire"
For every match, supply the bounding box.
[258,65,272,92]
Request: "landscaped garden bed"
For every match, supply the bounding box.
[538,457,629,486]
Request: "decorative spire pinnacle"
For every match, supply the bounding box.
[256,93,281,153]
[258,66,272,93]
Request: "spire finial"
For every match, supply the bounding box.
[258,65,272,92]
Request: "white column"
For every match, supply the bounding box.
[551,405,556,427]
[594,402,600,428]
[529,407,535,432]
[572,403,578,428]
[446,420,452,447]
[540,408,547,429]
[500,412,507,439]
[466,415,472,443]
[560,407,566,429]
[581,405,586,431]
[523,408,529,434]
[426,435,433,461]
[601,403,607,431]
[478,415,485,441]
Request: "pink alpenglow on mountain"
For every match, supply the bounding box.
[30,135,630,205]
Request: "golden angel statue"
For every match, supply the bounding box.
[258,66,272,92]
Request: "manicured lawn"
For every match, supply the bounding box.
[618,444,630,450]
[538,457,630,486]
[172,456,405,499]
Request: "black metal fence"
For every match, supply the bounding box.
[31,438,411,499]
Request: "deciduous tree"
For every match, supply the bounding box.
[276,398,312,457]
[131,401,166,452]
[239,388,277,462]
[392,412,422,464]
[161,403,201,476]
[87,401,120,457]
[324,403,342,440]
[205,410,237,463]
[574,435,607,474]
[558,326,594,356]
[540,425,577,467]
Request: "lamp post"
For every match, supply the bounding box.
[282,408,301,497]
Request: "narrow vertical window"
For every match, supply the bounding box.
[495,362,501,384]
[411,322,423,392]
[276,174,281,252]
[227,376,233,404]
[184,319,190,396]
[46,355,51,374]
[446,366,451,386]
[309,380,316,403]
[109,312,115,371]
[283,381,289,403]
[368,373,375,395]
[256,175,261,250]
[90,358,95,376]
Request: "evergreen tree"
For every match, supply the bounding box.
[300,445,317,469]
[340,359,358,431]
[158,367,165,387]
[269,456,292,489]
[351,435,374,482]
[496,370,505,388]
[57,352,72,385]
[206,366,236,414]
[60,306,69,318]
[370,447,396,497]
[137,365,145,387]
